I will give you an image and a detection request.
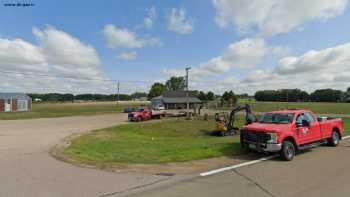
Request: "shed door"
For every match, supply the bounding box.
[4,99,11,112]
[17,100,28,111]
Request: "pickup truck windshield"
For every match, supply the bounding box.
[260,113,294,124]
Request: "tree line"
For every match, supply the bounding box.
[254,88,350,102]
[28,92,148,102]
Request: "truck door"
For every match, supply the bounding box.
[304,112,321,142]
[295,113,321,144]
[295,114,309,144]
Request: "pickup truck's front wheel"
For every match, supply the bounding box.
[328,131,340,147]
[280,140,295,161]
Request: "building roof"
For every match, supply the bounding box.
[151,91,202,104]
[162,97,202,103]
[0,93,31,100]
[162,90,198,97]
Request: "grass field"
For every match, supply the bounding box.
[237,101,350,115]
[64,117,245,164]
[1,100,349,120]
[64,117,350,164]
[0,102,148,120]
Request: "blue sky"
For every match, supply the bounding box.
[1,0,350,94]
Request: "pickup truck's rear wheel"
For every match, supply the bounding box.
[280,140,295,161]
[328,131,340,147]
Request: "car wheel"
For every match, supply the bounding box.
[328,131,340,147]
[280,140,295,161]
[136,117,142,122]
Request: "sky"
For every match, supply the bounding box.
[1,0,350,95]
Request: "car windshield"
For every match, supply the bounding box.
[260,113,294,124]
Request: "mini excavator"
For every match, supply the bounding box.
[212,104,257,136]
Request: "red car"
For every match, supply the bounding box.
[240,109,344,161]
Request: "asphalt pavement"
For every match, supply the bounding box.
[128,138,350,197]
[0,114,170,197]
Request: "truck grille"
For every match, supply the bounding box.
[241,130,271,143]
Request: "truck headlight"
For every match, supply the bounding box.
[267,133,278,143]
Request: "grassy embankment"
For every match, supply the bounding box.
[64,116,350,164]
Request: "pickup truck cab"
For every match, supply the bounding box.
[240,109,343,161]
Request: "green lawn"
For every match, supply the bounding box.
[64,117,246,164]
[237,101,350,114]
[64,117,350,164]
[0,102,146,120]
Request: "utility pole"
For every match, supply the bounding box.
[117,80,120,105]
[185,66,191,118]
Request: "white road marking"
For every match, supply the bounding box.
[200,155,278,177]
[343,135,350,139]
[200,134,350,177]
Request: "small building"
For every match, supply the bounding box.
[0,93,32,112]
[151,90,202,109]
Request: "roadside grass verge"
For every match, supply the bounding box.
[0,102,147,120]
[64,116,350,165]
[64,117,246,164]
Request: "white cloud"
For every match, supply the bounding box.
[212,0,348,36]
[234,42,350,94]
[117,51,138,60]
[275,43,350,75]
[164,41,350,94]
[0,26,115,94]
[168,8,194,35]
[103,24,160,48]
[33,27,102,78]
[164,38,283,78]
[144,6,156,29]
[0,38,47,72]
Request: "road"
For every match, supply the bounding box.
[0,114,170,197]
[129,138,350,197]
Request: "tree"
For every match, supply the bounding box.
[207,91,215,100]
[198,91,207,100]
[148,82,166,99]
[222,90,237,107]
[254,90,277,101]
[165,76,186,91]
[254,89,309,102]
[131,92,148,99]
[310,89,342,102]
